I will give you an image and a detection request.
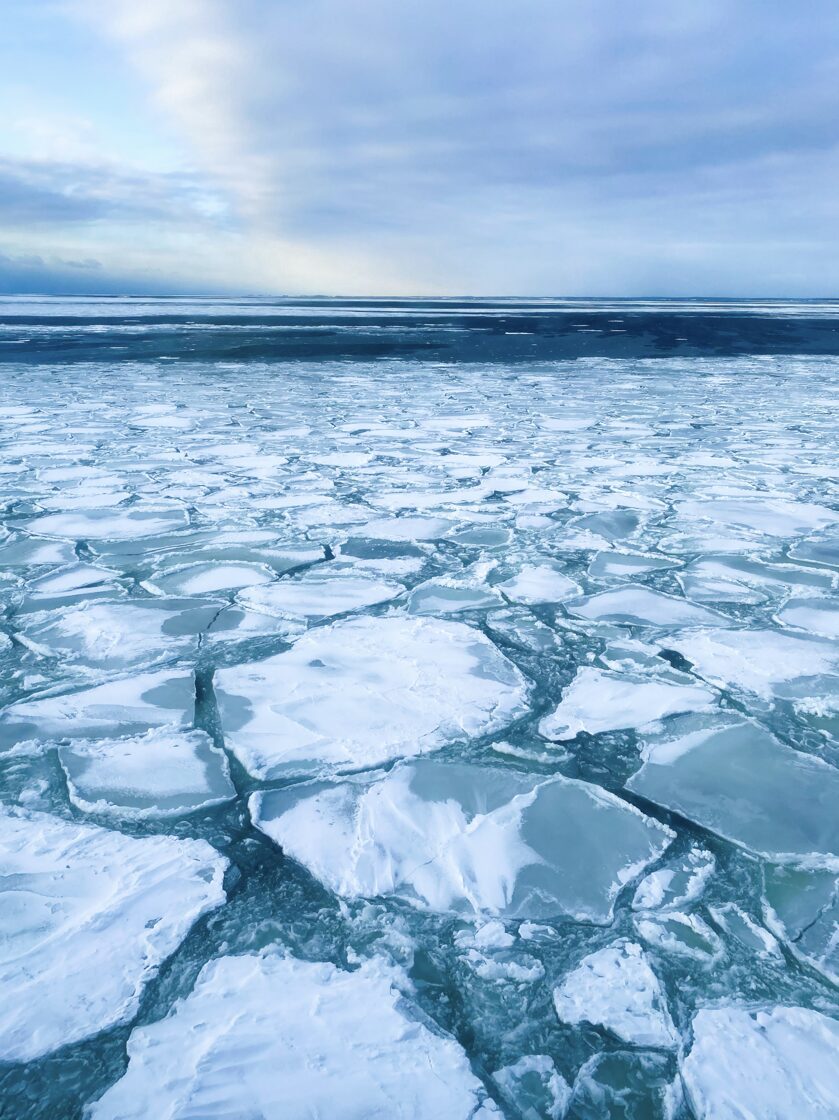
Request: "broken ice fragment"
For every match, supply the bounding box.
[492,1055,571,1120]
[215,616,529,778]
[252,759,673,922]
[553,940,678,1049]
[0,806,226,1061]
[567,586,727,628]
[498,563,580,604]
[627,719,839,866]
[0,668,195,750]
[86,953,493,1120]
[632,848,715,912]
[539,666,716,741]
[635,912,723,963]
[59,727,236,819]
[762,864,839,985]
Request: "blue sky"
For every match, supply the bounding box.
[2,0,839,295]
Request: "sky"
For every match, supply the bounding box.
[2,0,839,296]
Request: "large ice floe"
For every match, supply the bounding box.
[214,616,529,778]
[252,760,673,921]
[681,1006,839,1119]
[0,806,227,1061]
[627,717,839,866]
[86,953,496,1120]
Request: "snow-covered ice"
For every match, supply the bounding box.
[86,953,494,1120]
[682,1006,839,1120]
[0,806,227,1061]
[0,668,195,749]
[538,666,716,740]
[59,727,236,818]
[215,616,529,778]
[252,760,673,921]
[553,940,678,1048]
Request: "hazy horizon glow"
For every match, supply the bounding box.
[3,0,839,296]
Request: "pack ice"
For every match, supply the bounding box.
[86,953,495,1120]
[252,760,673,921]
[214,615,529,778]
[0,806,227,1061]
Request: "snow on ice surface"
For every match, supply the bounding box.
[538,666,716,740]
[0,668,195,749]
[567,586,727,628]
[59,727,236,818]
[214,616,529,778]
[0,806,227,1062]
[86,953,494,1120]
[252,760,673,921]
[2,308,839,1117]
[682,1006,839,1120]
[553,940,678,1048]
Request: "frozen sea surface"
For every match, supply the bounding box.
[1,296,838,1118]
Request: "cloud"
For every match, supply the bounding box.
[30,0,839,292]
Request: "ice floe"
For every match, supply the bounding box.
[0,668,195,750]
[538,666,716,741]
[498,563,580,604]
[215,616,529,778]
[553,940,677,1048]
[0,806,226,1061]
[667,627,839,699]
[567,586,727,628]
[627,718,839,866]
[59,727,236,819]
[252,760,673,921]
[682,1006,839,1120]
[86,953,494,1120]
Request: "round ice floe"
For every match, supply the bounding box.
[24,504,189,541]
[0,806,227,1061]
[215,616,529,778]
[86,953,493,1120]
[59,727,236,819]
